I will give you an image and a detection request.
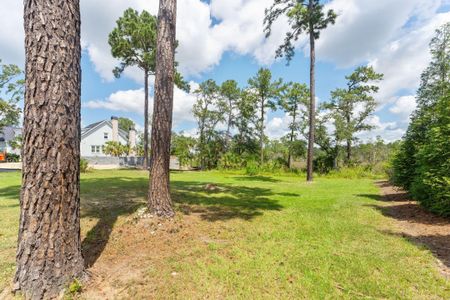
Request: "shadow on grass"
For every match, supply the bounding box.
[232,176,281,183]
[358,185,450,272]
[80,177,147,267]
[171,180,283,221]
[381,230,450,270]
[0,184,20,202]
[80,176,283,267]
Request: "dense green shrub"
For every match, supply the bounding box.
[6,153,20,162]
[80,158,89,173]
[313,153,334,174]
[390,23,450,216]
[410,95,450,216]
[325,166,384,179]
[218,152,245,169]
[244,160,259,176]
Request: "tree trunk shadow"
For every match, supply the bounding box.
[81,215,118,268]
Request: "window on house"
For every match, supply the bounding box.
[104,132,108,139]
[91,145,102,153]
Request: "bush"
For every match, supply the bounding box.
[245,160,259,176]
[410,98,450,216]
[390,89,450,216]
[325,166,383,179]
[313,154,334,174]
[218,152,245,169]
[80,158,89,173]
[6,153,20,162]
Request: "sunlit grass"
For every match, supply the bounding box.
[0,170,448,298]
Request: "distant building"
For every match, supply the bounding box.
[81,116,136,157]
[0,126,22,155]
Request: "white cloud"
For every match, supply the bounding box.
[389,95,417,122]
[369,11,450,103]
[356,115,404,142]
[85,88,144,113]
[266,113,291,139]
[84,81,199,126]
[318,0,441,67]
[0,0,288,80]
[315,0,450,104]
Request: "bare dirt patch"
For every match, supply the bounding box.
[375,181,450,279]
[79,206,229,299]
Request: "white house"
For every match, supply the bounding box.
[81,116,136,157]
[0,126,22,155]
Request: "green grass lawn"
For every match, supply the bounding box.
[0,170,448,299]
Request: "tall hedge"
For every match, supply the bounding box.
[391,23,450,216]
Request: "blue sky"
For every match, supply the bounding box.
[1,0,449,142]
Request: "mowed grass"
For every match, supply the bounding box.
[0,170,449,299]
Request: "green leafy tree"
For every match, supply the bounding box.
[220,80,241,148]
[314,111,339,172]
[118,117,135,132]
[109,9,156,168]
[232,89,259,156]
[247,68,283,165]
[8,135,22,151]
[279,82,309,168]
[264,0,337,181]
[171,132,197,167]
[193,79,225,169]
[0,60,24,130]
[392,23,450,216]
[103,141,129,157]
[109,8,188,169]
[325,66,383,165]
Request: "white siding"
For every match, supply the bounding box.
[80,123,127,157]
[0,127,22,155]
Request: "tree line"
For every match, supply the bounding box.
[391,22,450,217]
[177,64,384,174]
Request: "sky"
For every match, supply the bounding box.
[1,0,449,142]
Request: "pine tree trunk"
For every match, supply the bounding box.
[143,69,149,169]
[15,1,84,298]
[225,102,232,150]
[148,0,177,218]
[306,19,316,182]
[260,98,265,165]
[333,145,339,169]
[288,128,294,169]
[346,139,351,165]
[288,109,297,169]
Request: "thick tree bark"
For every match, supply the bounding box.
[15,0,84,298]
[148,0,177,217]
[306,22,316,182]
[143,69,149,169]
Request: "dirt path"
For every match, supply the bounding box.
[376,181,450,279]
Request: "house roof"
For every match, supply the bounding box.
[81,120,129,141]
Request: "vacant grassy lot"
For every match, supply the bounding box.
[0,170,449,299]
